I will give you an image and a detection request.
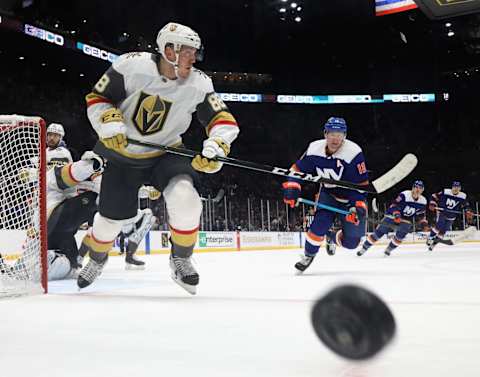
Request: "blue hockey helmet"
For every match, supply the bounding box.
[412,180,424,189]
[324,117,347,134]
[452,181,461,188]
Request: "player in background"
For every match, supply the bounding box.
[282,117,369,273]
[78,22,239,294]
[357,180,428,257]
[46,123,73,168]
[427,181,474,251]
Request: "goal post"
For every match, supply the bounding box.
[0,115,48,297]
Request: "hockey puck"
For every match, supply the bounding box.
[311,284,396,360]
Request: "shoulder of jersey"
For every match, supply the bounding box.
[418,194,427,205]
[113,52,158,76]
[189,68,214,93]
[306,139,362,163]
[306,140,326,157]
[402,190,427,205]
[444,188,467,199]
[48,146,70,154]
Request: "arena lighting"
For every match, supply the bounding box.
[448,31,455,36]
[60,68,66,72]
[445,22,452,27]
[297,6,302,11]
[18,56,24,60]
[295,17,302,22]
[279,8,286,13]
[291,2,297,7]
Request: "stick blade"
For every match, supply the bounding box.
[371,154,418,194]
[451,226,476,244]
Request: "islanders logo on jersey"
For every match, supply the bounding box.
[132,91,172,135]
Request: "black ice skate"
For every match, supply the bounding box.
[384,249,391,257]
[356,248,368,257]
[77,256,107,289]
[295,254,315,273]
[169,255,199,295]
[325,232,336,256]
[426,237,437,251]
[125,253,146,270]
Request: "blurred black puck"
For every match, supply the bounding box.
[311,284,396,360]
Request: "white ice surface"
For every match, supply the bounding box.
[1,242,480,377]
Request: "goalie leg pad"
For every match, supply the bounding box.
[47,250,73,281]
[128,209,155,246]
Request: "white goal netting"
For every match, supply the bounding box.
[0,115,47,297]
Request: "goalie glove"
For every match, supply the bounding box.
[191,137,230,174]
[97,108,127,152]
[81,151,105,173]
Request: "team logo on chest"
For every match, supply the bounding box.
[403,206,416,216]
[445,198,458,209]
[316,160,344,181]
[132,91,172,135]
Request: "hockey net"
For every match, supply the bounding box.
[0,115,48,297]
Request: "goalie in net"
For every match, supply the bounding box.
[0,150,104,283]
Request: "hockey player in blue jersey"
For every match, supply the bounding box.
[282,117,369,273]
[357,180,428,257]
[426,181,473,251]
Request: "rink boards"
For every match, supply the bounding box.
[1,229,479,258]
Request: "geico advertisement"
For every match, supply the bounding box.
[76,42,118,62]
[198,232,236,248]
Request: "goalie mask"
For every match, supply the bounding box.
[156,22,204,69]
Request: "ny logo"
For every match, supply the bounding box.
[403,206,416,216]
[446,198,458,209]
[315,161,344,181]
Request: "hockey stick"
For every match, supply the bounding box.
[127,138,417,194]
[200,188,225,203]
[435,226,476,245]
[298,198,350,215]
[433,207,480,217]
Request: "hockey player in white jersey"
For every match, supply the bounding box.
[46,123,73,168]
[78,22,240,294]
[2,152,104,282]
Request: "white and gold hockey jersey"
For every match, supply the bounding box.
[46,161,101,218]
[85,52,239,166]
[46,146,73,169]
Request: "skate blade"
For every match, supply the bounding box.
[125,263,146,271]
[294,268,305,275]
[171,274,197,295]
